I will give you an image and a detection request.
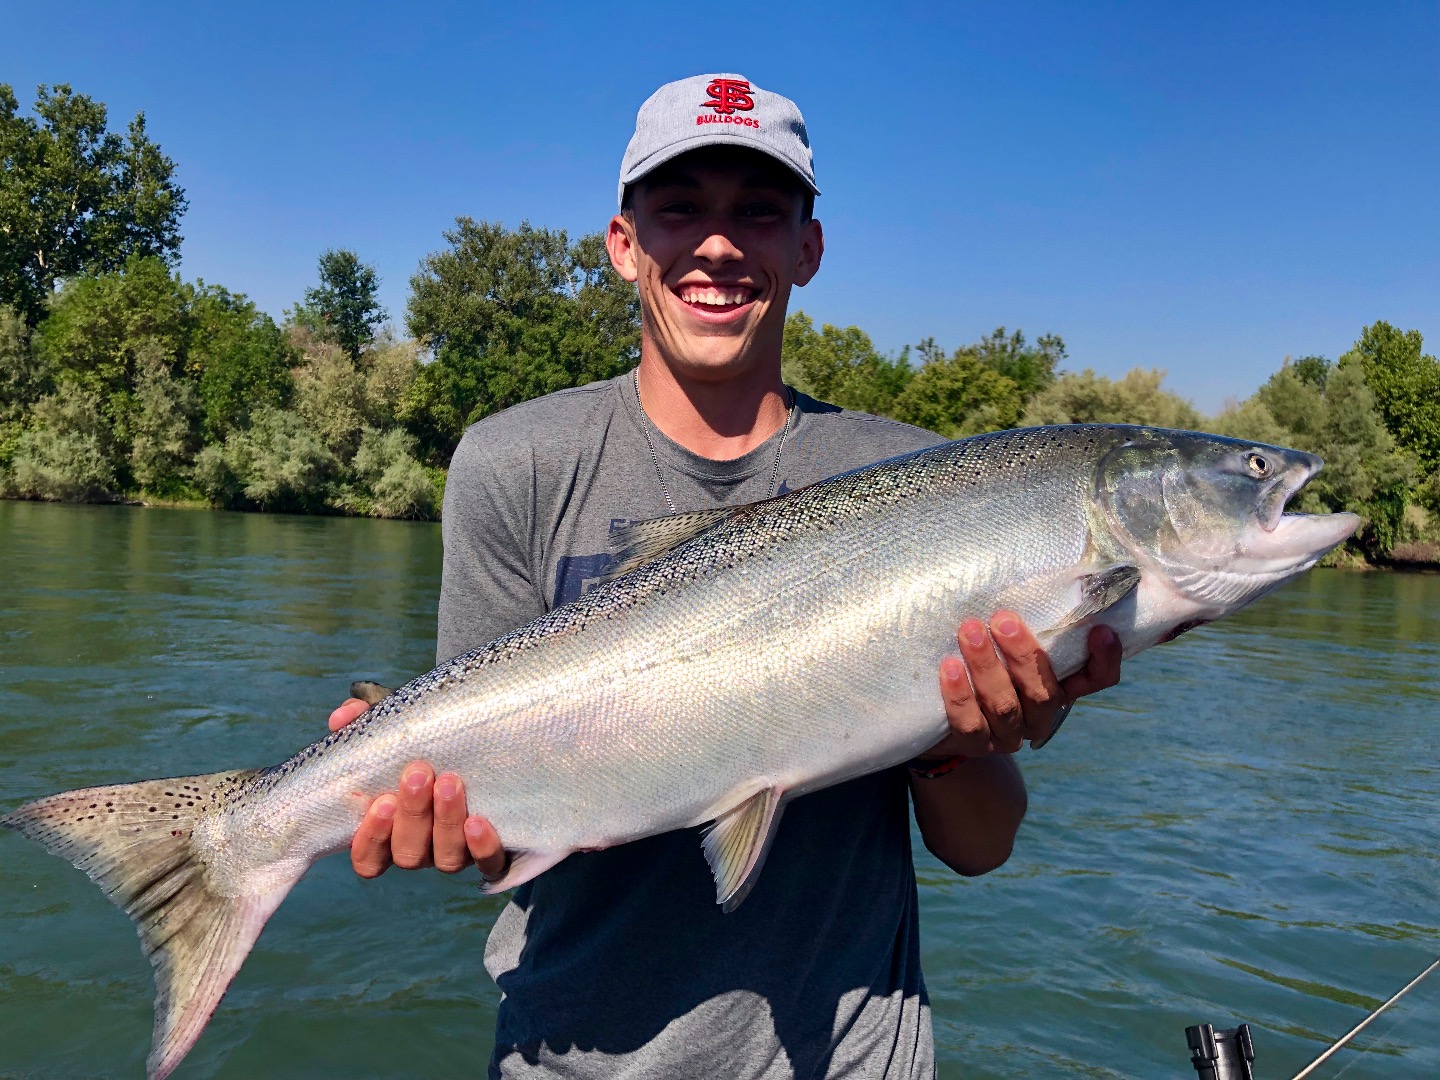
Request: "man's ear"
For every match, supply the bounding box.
[606,214,640,283]
[793,218,824,288]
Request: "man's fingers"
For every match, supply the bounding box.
[956,619,1023,752]
[936,653,992,756]
[391,762,436,870]
[1060,624,1123,700]
[465,816,508,880]
[432,773,473,873]
[990,610,1067,744]
[351,794,396,878]
[328,697,370,732]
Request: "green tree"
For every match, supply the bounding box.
[963,327,1065,402]
[361,332,421,427]
[128,344,197,494]
[291,338,366,459]
[31,255,191,433]
[1307,363,1416,559]
[295,249,386,363]
[31,258,291,448]
[1207,397,1294,448]
[1254,361,1328,442]
[1023,368,1203,429]
[1289,355,1333,391]
[406,220,639,462]
[890,355,1022,437]
[781,312,912,415]
[190,285,294,440]
[1340,322,1440,470]
[0,304,50,422]
[0,84,185,324]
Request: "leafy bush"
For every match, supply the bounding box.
[354,427,436,519]
[197,407,337,512]
[8,384,119,500]
[192,444,239,506]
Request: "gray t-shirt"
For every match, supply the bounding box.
[438,372,943,1079]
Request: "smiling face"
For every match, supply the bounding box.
[606,147,823,385]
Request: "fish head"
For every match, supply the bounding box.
[1096,430,1359,611]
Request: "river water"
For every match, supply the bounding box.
[0,500,1436,1079]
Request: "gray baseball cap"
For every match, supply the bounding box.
[618,73,820,208]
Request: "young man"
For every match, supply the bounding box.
[330,74,1121,1077]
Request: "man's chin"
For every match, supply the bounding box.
[656,342,765,381]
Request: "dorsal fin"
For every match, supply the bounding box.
[605,506,745,579]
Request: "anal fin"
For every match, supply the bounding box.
[479,848,570,894]
[701,785,785,913]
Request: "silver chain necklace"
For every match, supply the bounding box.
[632,368,795,515]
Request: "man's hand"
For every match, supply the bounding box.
[327,698,508,880]
[927,611,1122,758]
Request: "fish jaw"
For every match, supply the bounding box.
[1258,511,1361,563]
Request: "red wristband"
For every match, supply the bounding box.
[906,754,967,779]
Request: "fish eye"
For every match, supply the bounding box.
[1246,452,1271,478]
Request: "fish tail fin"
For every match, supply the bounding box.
[3,769,305,1080]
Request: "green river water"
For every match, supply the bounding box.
[1,500,1436,1079]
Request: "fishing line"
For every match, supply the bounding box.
[1322,1003,1409,1080]
[1289,955,1440,1080]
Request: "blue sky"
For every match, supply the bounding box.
[4,1,1436,413]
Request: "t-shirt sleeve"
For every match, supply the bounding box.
[436,423,547,664]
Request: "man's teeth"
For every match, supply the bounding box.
[680,286,751,307]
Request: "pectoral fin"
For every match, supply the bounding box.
[701,785,785,913]
[1041,564,1141,640]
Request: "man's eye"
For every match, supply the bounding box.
[741,203,783,218]
[658,201,698,215]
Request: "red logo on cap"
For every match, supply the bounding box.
[703,79,755,115]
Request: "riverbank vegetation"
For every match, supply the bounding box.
[2,83,1437,566]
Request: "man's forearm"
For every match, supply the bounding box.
[910,755,1028,877]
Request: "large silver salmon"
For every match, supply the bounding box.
[4,425,1358,1078]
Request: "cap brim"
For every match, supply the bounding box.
[617,131,820,208]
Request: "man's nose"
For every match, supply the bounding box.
[694,230,742,264]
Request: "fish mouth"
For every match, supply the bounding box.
[1258,451,1321,532]
[1256,451,1358,558]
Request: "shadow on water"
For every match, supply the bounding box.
[1,501,1438,1077]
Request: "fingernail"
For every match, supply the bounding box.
[941,656,964,681]
[464,817,484,839]
[994,615,1019,637]
[435,776,457,800]
[1097,625,1118,646]
[374,797,396,820]
[962,621,986,648]
[404,767,428,792]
